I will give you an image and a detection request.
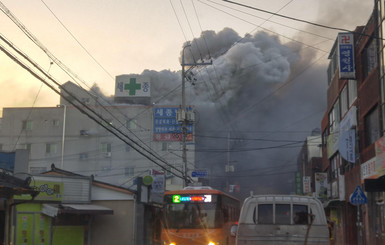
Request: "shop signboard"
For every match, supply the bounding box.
[303,176,311,194]
[115,75,151,97]
[315,172,329,199]
[338,32,356,79]
[153,106,194,141]
[15,180,63,201]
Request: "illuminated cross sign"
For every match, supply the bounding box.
[172,195,212,203]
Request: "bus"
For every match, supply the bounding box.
[161,186,240,245]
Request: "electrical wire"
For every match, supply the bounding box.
[0,1,162,159]
[39,0,114,80]
[222,0,357,33]
[0,35,190,182]
[0,2,195,182]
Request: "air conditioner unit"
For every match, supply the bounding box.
[105,152,111,158]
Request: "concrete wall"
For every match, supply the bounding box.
[91,200,135,245]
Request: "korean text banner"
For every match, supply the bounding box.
[338,32,356,79]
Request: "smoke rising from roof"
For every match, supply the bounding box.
[137,28,325,199]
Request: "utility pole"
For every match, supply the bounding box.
[179,42,212,187]
[225,133,235,192]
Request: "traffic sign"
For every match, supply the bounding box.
[350,186,367,205]
[191,170,208,178]
[143,175,153,186]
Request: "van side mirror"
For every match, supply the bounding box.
[230,225,238,237]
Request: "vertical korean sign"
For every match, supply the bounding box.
[315,172,329,199]
[295,172,303,195]
[338,32,356,79]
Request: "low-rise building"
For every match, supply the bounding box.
[11,164,137,245]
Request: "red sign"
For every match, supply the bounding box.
[153,133,193,141]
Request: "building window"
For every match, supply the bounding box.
[22,120,33,130]
[327,48,338,85]
[162,142,172,151]
[17,143,31,153]
[166,166,173,177]
[330,155,340,181]
[101,143,112,157]
[364,106,380,147]
[329,99,340,133]
[125,167,135,177]
[126,119,137,129]
[80,130,90,136]
[322,130,327,149]
[340,86,348,117]
[52,119,60,127]
[363,39,377,78]
[45,143,57,154]
[348,80,357,106]
[79,153,88,160]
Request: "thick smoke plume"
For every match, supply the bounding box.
[141,28,326,200]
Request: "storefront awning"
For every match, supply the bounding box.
[364,175,385,192]
[323,199,345,208]
[42,203,113,217]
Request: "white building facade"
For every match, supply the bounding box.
[0,79,195,189]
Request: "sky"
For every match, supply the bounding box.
[0,0,375,195]
[0,0,373,111]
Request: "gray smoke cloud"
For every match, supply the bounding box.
[138,28,323,199]
[91,0,372,200]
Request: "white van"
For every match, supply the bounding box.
[233,195,330,245]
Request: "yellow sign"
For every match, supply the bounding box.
[143,176,153,186]
[15,180,63,201]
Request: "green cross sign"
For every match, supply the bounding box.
[124,78,141,95]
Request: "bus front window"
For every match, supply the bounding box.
[164,203,219,229]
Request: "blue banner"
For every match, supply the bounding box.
[153,106,194,140]
[338,33,356,79]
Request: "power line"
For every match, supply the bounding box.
[199,0,329,54]
[169,0,189,42]
[0,2,192,181]
[203,0,333,42]
[0,35,189,182]
[39,0,114,80]
[0,1,158,155]
[222,0,355,33]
